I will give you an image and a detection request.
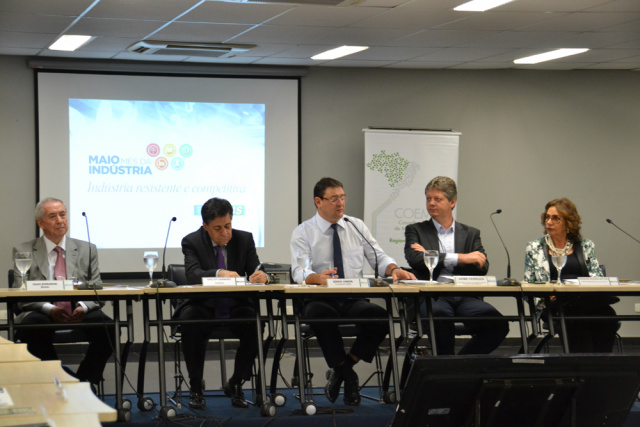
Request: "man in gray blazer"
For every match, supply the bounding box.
[404,177,508,355]
[12,197,113,387]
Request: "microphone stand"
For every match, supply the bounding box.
[606,219,640,245]
[77,212,102,290]
[344,217,387,286]
[490,209,520,286]
[151,217,177,288]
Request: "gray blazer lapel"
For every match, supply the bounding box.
[32,238,49,280]
[65,239,80,279]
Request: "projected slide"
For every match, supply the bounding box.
[69,99,265,249]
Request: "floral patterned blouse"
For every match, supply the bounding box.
[524,237,603,283]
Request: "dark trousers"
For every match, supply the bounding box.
[422,296,509,355]
[179,302,261,391]
[564,303,618,353]
[17,310,114,384]
[304,298,389,368]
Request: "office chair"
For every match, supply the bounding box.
[166,264,270,412]
[281,296,392,408]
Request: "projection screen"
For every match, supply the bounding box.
[37,71,299,274]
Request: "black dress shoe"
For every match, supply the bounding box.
[229,382,249,408]
[325,368,344,403]
[189,392,206,409]
[343,376,361,406]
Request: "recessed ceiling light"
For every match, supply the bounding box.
[454,0,516,12]
[311,46,368,61]
[49,35,94,51]
[514,48,590,64]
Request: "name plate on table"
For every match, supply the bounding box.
[25,280,73,291]
[202,277,246,286]
[577,277,620,286]
[453,276,498,286]
[326,278,369,288]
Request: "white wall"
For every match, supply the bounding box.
[2,56,639,335]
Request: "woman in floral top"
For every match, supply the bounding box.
[524,198,617,353]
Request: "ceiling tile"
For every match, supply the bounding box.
[179,1,293,24]
[88,0,203,20]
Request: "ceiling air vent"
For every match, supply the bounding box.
[127,41,256,58]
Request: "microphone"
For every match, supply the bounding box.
[606,219,640,245]
[490,209,520,286]
[150,217,177,288]
[344,217,379,279]
[78,212,102,290]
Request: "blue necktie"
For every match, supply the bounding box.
[215,245,230,319]
[331,224,345,279]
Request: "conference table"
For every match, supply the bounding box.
[4,280,640,421]
[0,285,144,421]
[138,284,285,418]
[550,281,640,352]
[0,325,117,426]
[397,282,556,354]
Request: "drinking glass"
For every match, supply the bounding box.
[143,251,159,286]
[423,250,439,284]
[551,252,567,285]
[14,251,32,290]
[296,251,311,286]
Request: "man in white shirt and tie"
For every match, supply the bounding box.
[12,197,113,388]
[290,177,415,406]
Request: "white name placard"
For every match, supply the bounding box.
[453,276,497,286]
[326,278,369,288]
[577,277,620,286]
[25,280,72,291]
[202,277,246,286]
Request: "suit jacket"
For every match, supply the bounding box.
[174,227,262,316]
[523,237,602,283]
[12,236,103,322]
[404,219,489,280]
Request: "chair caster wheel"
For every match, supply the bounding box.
[117,409,131,422]
[383,390,396,404]
[273,392,287,407]
[260,402,276,417]
[137,396,155,411]
[302,402,317,415]
[121,398,132,411]
[160,406,177,419]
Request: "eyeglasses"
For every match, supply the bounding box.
[322,195,348,204]
[544,215,563,224]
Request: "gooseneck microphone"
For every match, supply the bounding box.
[78,212,102,290]
[490,209,520,286]
[151,217,177,288]
[606,219,640,245]
[344,217,379,279]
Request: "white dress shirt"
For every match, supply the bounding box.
[431,218,459,280]
[290,213,396,283]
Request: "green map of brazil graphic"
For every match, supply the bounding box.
[366,150,420,238]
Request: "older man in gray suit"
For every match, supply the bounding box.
[12,197,113,387]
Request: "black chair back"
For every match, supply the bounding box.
[168,264,187,286]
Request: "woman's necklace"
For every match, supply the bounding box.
[545,234,572,256]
